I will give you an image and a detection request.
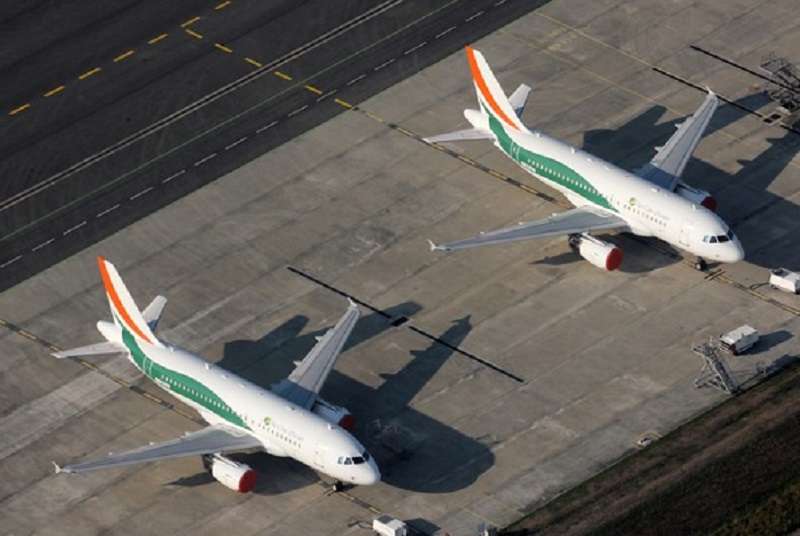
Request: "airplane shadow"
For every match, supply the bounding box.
[577,91,800,272]
[185,303,492,494]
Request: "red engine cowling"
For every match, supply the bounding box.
[205,454,257,493]
[312,398,355,431]
[570,234,623,271]
[675,182,716,212]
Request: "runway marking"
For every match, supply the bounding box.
[113,49,135,62]
[194,153,218,166]
[494,0,507,5]
[148,33,168,45]
[0,255,22,268]
[335,98,353,109]
[374,58,396,71]
[31,238,55,252]
[161,169,186,183]
[9,103,31,115]
[224,136,248,150]
[62,221,86,235]
[347,74,366,86]
[435,26,456,39]
[465,10,485,22]
[316,89,337,102]
[244,57,262,68]
[215,0,232,10]
[304,84,323,95]
[43,85,65,97]
[96,204,120,217]
[256,120,279,133]
[185,28,203,39]
[404,42,427,55]
[181,16,201,27]
[274,70,292,81]
[129,186,154,200]
[78,67,101,80]
[214,42,233,53]
[287,104,309,117]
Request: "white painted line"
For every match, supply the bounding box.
[96,204,120,217]
[256,120,279,133]
[0,255,22,268]
[224,137,248,150]
[316,89,337,102]
[62,221,86,235]
[346,74,366,86]
[465,10,484,22]
[494,0,507,5]
[287,104,309,118]
[162,169,186,183]
[404,41,427,55]
[194,153,218,166]
[129,186,154,200]
[32,238,55,252]
[374,58,396,71]
[435,26,456,39]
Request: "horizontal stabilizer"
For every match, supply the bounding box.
[424,128,492,143]
[508,83,532,118]
[142,295,167,331]
[52,341,126,359]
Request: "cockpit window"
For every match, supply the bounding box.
[352,456,364,464]
[717,234,729,243]
[338,450,370,465]
[710,236,718,243]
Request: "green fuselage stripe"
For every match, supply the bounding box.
[118,323,249,430]
[485,108,616,212]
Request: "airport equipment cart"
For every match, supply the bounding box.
[373,515,408,536]
[719,325,759,355]
[770,268,800,294]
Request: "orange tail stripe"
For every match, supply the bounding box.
[97,256,153,344]
[465,46,518,131]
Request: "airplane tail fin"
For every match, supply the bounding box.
[465,46,529,135]
[96,257,162,347]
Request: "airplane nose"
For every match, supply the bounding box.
[725,242,745,263]
[361,460,381,485]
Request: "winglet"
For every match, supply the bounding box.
[427,239,449,252]
[52,461,62,474]
[347,297,359,310]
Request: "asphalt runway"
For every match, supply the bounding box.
[0,0,550,290]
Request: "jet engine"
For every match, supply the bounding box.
[202,454,257,493]
[312,397,355,431]
[569,234,623,271]
[675,182,716,212]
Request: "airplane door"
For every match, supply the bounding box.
[679,224,693,248]
[313,446,327,471]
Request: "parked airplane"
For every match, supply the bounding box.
[426,47,744,271]
[52,257,379,492]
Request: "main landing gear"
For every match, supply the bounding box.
[694,257,708,272]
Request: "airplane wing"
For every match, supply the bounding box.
[55,424,261,474]
[430,207,627,252]
[638,90,719,190]
[271,301,360,409]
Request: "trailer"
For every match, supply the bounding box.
[719,325,759,355]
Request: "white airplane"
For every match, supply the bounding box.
[52,257,380,492]
[426,47,744,271]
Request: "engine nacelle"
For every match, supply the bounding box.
[570,234,623,271]
[312,398,355,431]
[204,454,257,493]
[675,182,716,212]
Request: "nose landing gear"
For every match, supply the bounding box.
[694,257,708,271]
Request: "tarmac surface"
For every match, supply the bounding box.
[3,0,800,535]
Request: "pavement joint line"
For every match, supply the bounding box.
[31,238,55,252]
[404,41,427,55]
[78,67,101,80]
[215,0,231,10]
[129,186,154,200]
[244,57,262,68]
[161,169,186,183]
[43,85,65,97]
[286,266,525,383]
[347,73,366,86]
[256,120,279,133]
[148,33,168,45]
[287,104,309,117]
[465,10,485,21]
[9,103,31,115]
[194,153,218,166]
[435,25,456,39]
[224,136,248,150]
[180,16,201,27]
[304,84,323,95]
[185,28,203,39]
[0,255,22,268]
[113,50,135,62]
[374,58,396,71]
[62,221,86,235]
[214,42,233,53]
[96,204,120,217]
[274,70,292,80]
